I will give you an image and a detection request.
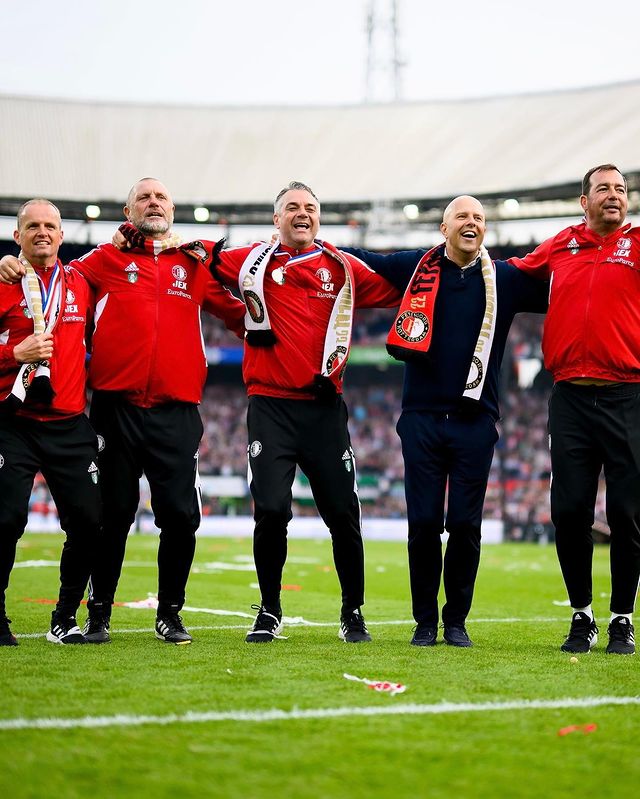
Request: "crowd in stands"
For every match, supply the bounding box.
[11,235,606,539]
[28,306,609,537]
[184,312,563,536]
[185,305,609,538]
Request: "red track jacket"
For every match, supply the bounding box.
[73,244,245,407]
[0,264,90,420]
[511,223,640,382]
[216,242,401,399]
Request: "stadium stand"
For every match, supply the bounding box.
[1,83,635,537]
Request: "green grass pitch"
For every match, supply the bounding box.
[2,532,639,798]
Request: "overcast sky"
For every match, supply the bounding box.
[1,0,639,106]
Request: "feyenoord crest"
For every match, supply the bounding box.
[97,435,105,452]
[172,265,188,282]
[249,441,262,458]
[172,264,188,290]
[614,237,632,258]
[395,311,429,342]
[466,356,484,391]
[21,362,38,390]
[66,289,75,304]
[315,266,333,291]
[244,290,266,324]
[326,346,347,373]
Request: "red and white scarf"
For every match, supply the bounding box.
[117,223,211,264]
[238,239,354,392]
[386,244,497,402]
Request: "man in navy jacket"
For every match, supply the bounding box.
[345,196,547,647]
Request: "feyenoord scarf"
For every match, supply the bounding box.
[2,255,63,409]
[238,239,354,393]
[116,223,211,264]
[386,244,497,402]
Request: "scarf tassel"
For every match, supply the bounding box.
[245,329,277,347]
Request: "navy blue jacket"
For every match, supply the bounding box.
[345,244,548,420]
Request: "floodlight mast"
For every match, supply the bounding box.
[364,0,404,103]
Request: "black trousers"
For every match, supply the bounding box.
[0,413,101,617]
[398,409,498,627]
[549,381,640,614]
[247,395,364,614]
[87,392,203,615]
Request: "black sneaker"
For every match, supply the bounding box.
[246,605,283,643]
[560,611,598,653]
[410,623,437,646]
[46,612,86,644]
[0,616,18,647]
[443,625,473,647]
[606,617,635,655]
[155,613,192,645]
[83,610,111,644]
[339,608,372,643]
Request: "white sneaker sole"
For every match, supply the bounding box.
[46,630,86,644]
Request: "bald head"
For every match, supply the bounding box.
[13,199,64,268]
[440,195,486,267]
[16,198,61,230]
[124,178,175,239]
[442,195,485,226]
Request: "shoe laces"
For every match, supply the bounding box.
[161,612,187,632]
[570,613,597,635]
[87,617,109,632]
[609,618,634,643]
[250,604,281,632]
[88,609,109,628]
[342,609,367,633]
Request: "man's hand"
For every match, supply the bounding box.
[112,229,129,250]
[13,332,53,363]
[113,222,146,251]
[0,255,25,284]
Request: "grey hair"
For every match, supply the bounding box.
[274,181,320,214]
[126,177,164,207]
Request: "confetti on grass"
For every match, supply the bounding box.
[343,673,407,696]
[557,723,598,736]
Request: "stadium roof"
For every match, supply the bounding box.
[1,81,639,224]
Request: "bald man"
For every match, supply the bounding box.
[344,196,548,647]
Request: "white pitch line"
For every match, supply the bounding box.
[1,696,638,731]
